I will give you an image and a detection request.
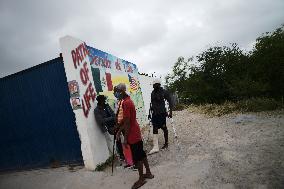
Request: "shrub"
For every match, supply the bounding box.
[236,98,282,112]
[192,98,283,116]
[173,103,187,111]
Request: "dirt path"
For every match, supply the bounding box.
[1,110,283,189]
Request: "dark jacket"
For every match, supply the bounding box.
[94,104,116,133]
[151,87,173,115]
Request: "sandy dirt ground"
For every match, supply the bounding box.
[1,110,283,189]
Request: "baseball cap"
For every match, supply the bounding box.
[152,78,161,85]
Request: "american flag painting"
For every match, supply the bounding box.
[128,74,138,91]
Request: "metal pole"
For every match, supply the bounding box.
[171,118,178,138]
[111,134,116,176]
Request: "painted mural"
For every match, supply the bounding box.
[60,36,149,169]
[87,46,147,126]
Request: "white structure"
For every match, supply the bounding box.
[59,36,155,170]
[138,75,155,118]
[60,36,109,170]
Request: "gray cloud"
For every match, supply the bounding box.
[1,0,284,78]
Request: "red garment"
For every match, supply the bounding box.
[122,96,142,144]
[105,72,113,91]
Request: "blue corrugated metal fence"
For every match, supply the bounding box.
[0,57,83,171]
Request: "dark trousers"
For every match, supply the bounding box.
[152,113,168,144]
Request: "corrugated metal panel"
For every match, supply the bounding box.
[0,57,83,171]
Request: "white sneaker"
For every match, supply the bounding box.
[148,134,159,155]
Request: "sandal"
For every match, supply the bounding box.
[131,179,147,189]
[143,174,154,179]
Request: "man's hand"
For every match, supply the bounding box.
[116,131,121,141]
[114,124,119,131]
[168,111,172,118]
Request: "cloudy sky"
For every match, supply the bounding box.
[0,0,283,78]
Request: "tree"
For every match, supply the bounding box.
[165,25,284,104]
[250,25,284,98]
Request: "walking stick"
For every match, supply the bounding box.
[145,104,153,146]
[170,118,178,138]
[111,133,116,176]
[144,119,152,146]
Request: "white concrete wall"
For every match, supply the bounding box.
[59,35,163,170]
[138,75,155,118]
[59,36,109,170]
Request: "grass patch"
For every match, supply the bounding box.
[189,98,283,116]
[235,98,282,112]
[173,103,188,111]
[95,156,114,171]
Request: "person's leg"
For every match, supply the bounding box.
[161,113,168,149]
[148,125,159,155]
[131,160,146,189]
[137,160,144,179]
[140,140,154,178]
[131,142,147,189]
[161,125,168,149]
[142,156,154,179]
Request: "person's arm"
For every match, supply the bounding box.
[148,103,152,120]
[107,104,116,117]
[116,101,131,144]
[116,117,130,144]
[148,92,153,119]
[114,101,122,133]
[164,90,173,118]
[94,109,106,132]
[104,105,116,122]
[122,118,130,144]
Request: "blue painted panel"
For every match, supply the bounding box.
[0,57,83,171]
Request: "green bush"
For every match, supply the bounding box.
[236,98,282,112]
[173,103,187,111]
[193,98,283,116]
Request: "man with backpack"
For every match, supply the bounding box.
[148,78,173,155]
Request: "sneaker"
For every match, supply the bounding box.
[133,166,138,171]
[130,165,138,171]
[124,164,132,169]
[124,164,138,171]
